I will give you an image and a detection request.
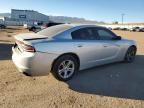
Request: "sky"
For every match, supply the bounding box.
[0,0,144,23]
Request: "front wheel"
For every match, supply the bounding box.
[52,55,79,81]
[124,46,136,63]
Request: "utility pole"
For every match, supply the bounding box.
[121,14,125,24]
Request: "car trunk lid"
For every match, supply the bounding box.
[13,33,49,53]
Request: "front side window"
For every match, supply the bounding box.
[97,28,116,40]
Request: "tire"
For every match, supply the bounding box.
[52,55,79,81]
[0,25,5,29]
[29,27,36,32]
[124,46,136,63]
[32,27,36,32]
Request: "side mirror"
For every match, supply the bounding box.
[112,36,121,40]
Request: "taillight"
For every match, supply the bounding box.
[16,41,36,53]
[22,44,36,52]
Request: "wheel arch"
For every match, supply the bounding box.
[51,52,80,71]
[124,45,137,63]
[129,45,137,52]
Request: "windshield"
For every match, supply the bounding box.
[37,24,72,38]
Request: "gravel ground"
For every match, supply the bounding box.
[0,28,144,108]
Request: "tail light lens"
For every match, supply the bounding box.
[22,44,36,52]
[16,41,36,53]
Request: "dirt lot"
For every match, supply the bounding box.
[0,27,144,108]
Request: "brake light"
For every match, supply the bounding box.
[16,41,36,53]
[23,44,36,52]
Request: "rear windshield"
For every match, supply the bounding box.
[37,24,72,38]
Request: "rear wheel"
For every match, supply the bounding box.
[52,55,79,81]
[124,46,136,63]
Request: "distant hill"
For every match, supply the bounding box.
[0,12,105,24]
[0,13,11,17]
[49,16,105,24]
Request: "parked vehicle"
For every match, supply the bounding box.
[29,23,43,32]
[29,26,41,32]
[121,28,128,31]
[41,22,64,29]
[0,24,6,29]
[130,27,140,32]
[107,27,112,30]
[139,27,144,32]
[25,22,64,32]
[23,24,41,32]
[112,27,121,30]
[113,27,128,31]
[12,24,137,81]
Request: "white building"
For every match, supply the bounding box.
[11,9,49,23]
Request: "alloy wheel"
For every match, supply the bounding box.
[58,60,75,79]
[125,47,136,62]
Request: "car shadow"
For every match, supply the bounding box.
[0,43,13,60]
[67,55,144,100]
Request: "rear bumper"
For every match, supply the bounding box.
[12,47,59,76]
[12,47,33,73]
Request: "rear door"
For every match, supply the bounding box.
[71,27,104,68]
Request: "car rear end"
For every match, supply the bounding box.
[12,33,58,76]
[12,24,74,76]
[12,40,36,74]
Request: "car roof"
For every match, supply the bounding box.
[62,23,105,28]
[37,24,107,40]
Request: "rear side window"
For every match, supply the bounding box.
[37,24,72,38]
[71,27,98,40]
[71,28,88,40]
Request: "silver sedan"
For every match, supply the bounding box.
[12,24,137,81]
